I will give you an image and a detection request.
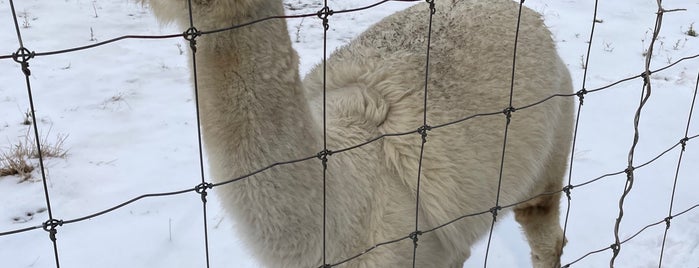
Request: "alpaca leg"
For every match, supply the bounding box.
[514,191,566,268]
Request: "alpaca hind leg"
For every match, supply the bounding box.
[514,191,566,268]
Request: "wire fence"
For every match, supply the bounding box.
[1,0,698,267]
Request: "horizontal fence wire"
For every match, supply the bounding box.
[1,0,698,267]
[0,0,421,60]
[1,55,697,239]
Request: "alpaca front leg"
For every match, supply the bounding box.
[513,192,566,268]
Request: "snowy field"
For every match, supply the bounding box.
[1,0,698,267]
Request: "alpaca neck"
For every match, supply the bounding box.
[193,3,320,178]
[182,3,325,265]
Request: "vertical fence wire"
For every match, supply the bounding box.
[183,0,211,267]
[317,1,333,266]
[560,0,600,259]
[610,0,666,266]
[410,1,437,267]
[7,0,62,267]
[657,73,698,267]
[482,1,525,266]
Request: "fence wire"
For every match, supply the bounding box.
[658,72,699,267]
[6,0,61,266]
[182,0,213,266]
[1,0,698,267]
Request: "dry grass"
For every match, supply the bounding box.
[0,130,68,182]
[687,23,697,37]
[0,149,34,181]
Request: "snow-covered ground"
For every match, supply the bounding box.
[1,0,698,267]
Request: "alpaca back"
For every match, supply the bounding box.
[303,0,573,265]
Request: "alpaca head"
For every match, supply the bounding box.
[145,0,277,27]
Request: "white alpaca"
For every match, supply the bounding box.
[147,0,574,267]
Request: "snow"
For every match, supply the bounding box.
[0,0,697,267]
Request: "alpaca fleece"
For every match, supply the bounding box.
[146,0,574,267]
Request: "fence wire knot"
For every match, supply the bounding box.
[425,0,436,14]
[562,184,574,200]
[417,125,432,143]
[489,205,502,221]
[576,88,588,105]
[317,149,333,169]
[194,182,213,203]
[664,216,673,229]
[624,166,634,176]
[42,219,63,241]
[640,70,652,85]
[610,242,620,254]
[12,47,34,76]
[317,6,334,30]
[409,230,423,247]
[503,106,516,123]
[183,27,201,52]
[680,137,689,151]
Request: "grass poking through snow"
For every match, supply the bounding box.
[0,130,68,182]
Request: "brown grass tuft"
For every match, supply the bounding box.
[0,130,68,182]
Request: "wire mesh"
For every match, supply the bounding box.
[0,0,698,267]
